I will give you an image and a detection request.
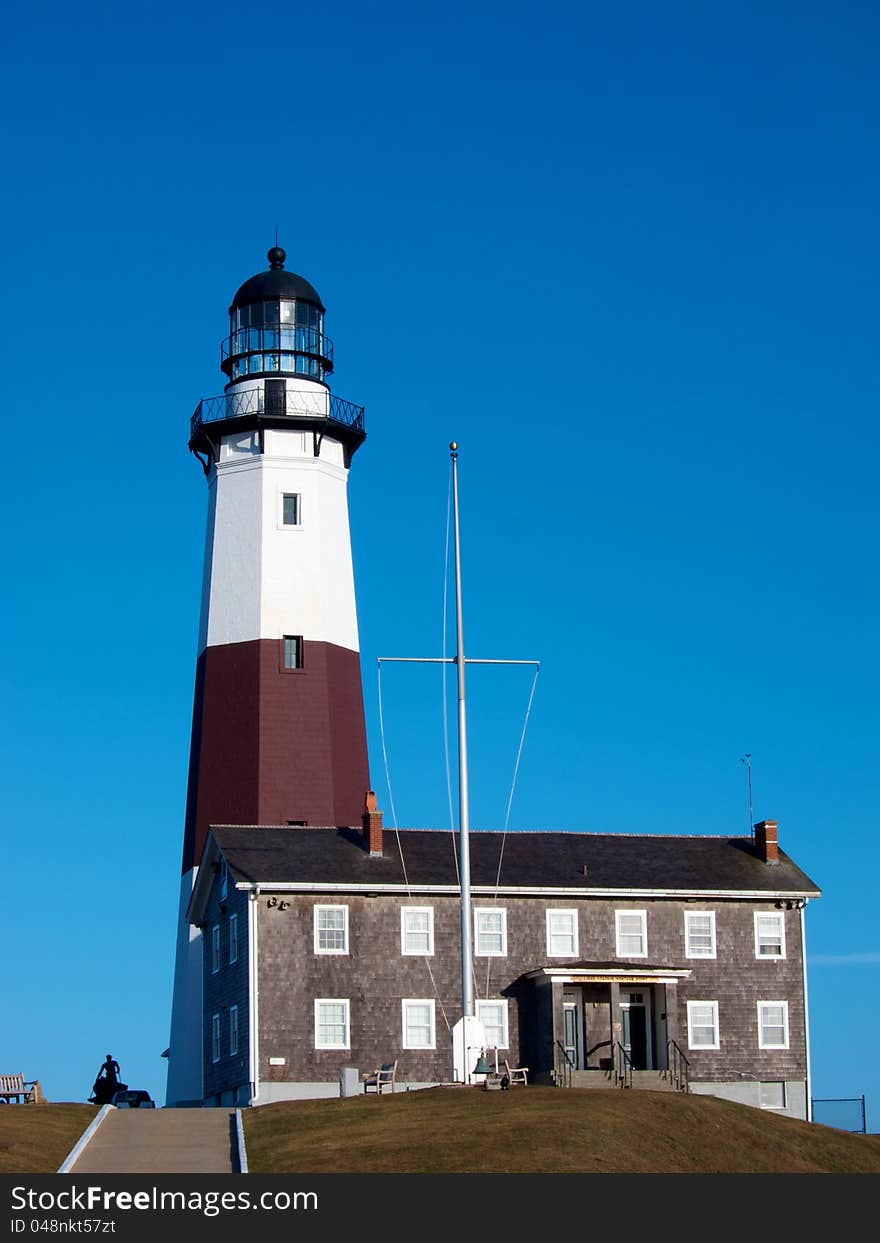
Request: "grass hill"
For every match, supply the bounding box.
[0,1104,97,1174]
[3,1090,878,1174]
[241,1086,880,1174]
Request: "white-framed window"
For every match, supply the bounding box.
[402,999,436,1049]
[211,1014,221,1063]
[476,999,509,1050]
[754,912,786,959]
[228,913,238,965]
[546,909,579,957]
[282,635,303,669]
[474,908,507,957]
[759,1081,787,1109]
[686,1000,720,1050]
[401,907,434,956]
[757,1001,789,1049]
[314,999,350,1049]
[280,492,301,527]
[615,910,647,958]
[229,1005,239,1057]
[314,905,349,954]
[220,860,228,901]
[211,925,221,974]
[684,911,716,958]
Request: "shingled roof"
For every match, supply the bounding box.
[208,825,821,896]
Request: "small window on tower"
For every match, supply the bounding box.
[282,493,300,526]
[283,636,303,669]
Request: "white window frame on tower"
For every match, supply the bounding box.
[228,913,238,965]
[401,907,434,956]
[314,999,350,1050]
[684,911,717,958]
[278,492,303,529]
[211,925,221,974]
[546,909,579,957]
[401,999,436,1050]
[211,1014,221,1063]
[474,908,507,957]
[754,912,786,959]
[314,905,349,955]
[476,1000,509,1050]
[615,910,647,958]
[229,1005,239,1057]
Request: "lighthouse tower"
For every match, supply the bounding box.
[166,247,370,1105]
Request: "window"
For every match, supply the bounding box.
[685,911,716,958]
[211,1014,221,1063]
[754,912,786,959]
[211,925,220,974]
[759,1081,787,1109]
[229,1006,239,1057]
[282,493,301,526]
[220,860,228,901]
[282,636,303,669]
[758,1001,789,1049]
[686,1000,720,1050]
[402,1000,436,1049]
[546,909,579,957]
[401,907,434,956]
[615,910,647,958]
[474,908,507,957]
[476,1000,509,1050]
[314,905,348,954]
[315,999,350,1049]
[229,913,238,965]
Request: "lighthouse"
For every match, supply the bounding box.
[166,248,370,1106]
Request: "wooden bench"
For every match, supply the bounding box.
[362,1060,398,1094]
[0,1074,39,1104]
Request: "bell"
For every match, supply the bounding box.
[473,1053,494,1075]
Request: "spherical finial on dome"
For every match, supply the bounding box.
[267,246,286,270]
[449,441,458,451]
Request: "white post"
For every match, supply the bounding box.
[451,442,474,1020]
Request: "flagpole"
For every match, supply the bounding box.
[450,441,474,1018]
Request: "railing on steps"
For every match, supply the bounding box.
[553,1041,575,1088]
[613,1043,633,1089]
[666,1039,690,1092]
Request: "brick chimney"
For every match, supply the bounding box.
[754,819,779,864]
[362,790,384,857]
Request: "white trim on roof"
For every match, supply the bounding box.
[231,880,818,901]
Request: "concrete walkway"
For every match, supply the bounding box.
[70,1108,238,1174]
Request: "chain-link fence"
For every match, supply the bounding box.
[812,1095,867,1133]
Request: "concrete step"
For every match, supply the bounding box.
[566,1069,682,1092]
[70,1108,238,1174]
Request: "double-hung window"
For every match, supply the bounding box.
[401,907,434,956]
[686,1000,720,1050]
[314,905,348,954]
[211,1014,221,1063]
[615,910,647,958]
[229,1005,239,1057]
[315,999,350,1049]
[228,913,238,965]
[211,925,221,974]
[402,1000,436,1049]
[754,912,785,958]
[281,493,301,526]
[476,1000,509,1050]
[546,909,578,957]
[474,908,507,957]
[757,1001,789,1049]
[685,911,716,958]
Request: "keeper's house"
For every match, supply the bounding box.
[187,806,820,1118]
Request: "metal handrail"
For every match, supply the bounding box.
[221,325,334,364]
[191,389,365,437]
[553,1040,575,1088]
[666,1039,690,1093]
[614,1042,633,1089]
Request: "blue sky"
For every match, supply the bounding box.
[1,1,877,1127]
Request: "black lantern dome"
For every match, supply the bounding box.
[221,247,334,386]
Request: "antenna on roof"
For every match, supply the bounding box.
[740,753,754,837]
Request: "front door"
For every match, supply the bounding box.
[620,992,651,1070]
[562,992,583,1070]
